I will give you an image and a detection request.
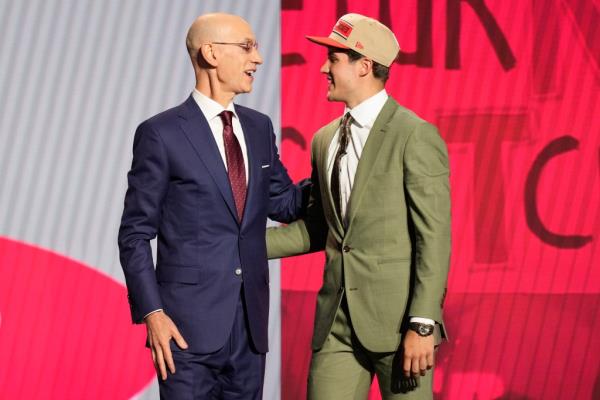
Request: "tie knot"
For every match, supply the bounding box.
[219,110,234,128]
[341,112,353,129]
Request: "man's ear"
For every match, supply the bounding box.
[358,57,373,78]
[198,44,218,68]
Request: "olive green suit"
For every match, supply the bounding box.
[267,97,451,398]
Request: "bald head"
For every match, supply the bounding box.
[186,13,252,63]
[186,13,262,105]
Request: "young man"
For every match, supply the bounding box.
[118,13,305,399]
[267,13,451,399]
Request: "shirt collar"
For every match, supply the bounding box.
[344,89,388,129]
[192,89,237,121]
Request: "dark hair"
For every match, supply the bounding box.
[339,48,390,83]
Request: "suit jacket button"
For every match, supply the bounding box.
[342,245,351,253]
[234,268,242,276]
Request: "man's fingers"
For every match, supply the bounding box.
[162,342,176,375]
[403,354,412,377]
[145,312,184,379]
[150,344,161,377]
[171,327,189,350]
[155,345,168,380]
[419,355,428,376]
[150,343,157,365]
[402,331,435,378]
[411,356,420,376]
[426,351,434,369]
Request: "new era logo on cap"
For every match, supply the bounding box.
[355,41,364,49]
[333,19,353,39]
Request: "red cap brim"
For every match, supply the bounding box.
[305,35,350,49]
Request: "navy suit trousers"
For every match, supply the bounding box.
[159,287,266,400]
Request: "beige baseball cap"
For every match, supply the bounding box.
[306,13,400,67]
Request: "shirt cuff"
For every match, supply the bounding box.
[143,309,163,320]
[410,316,435,325]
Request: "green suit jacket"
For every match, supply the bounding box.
[267,97,451,353]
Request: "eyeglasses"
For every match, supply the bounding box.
[210,41,259,53]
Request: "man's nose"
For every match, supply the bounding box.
[253,48,263,65]
[320,60,330,74]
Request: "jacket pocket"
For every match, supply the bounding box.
[156,265,203,284]
[377,257,410,265]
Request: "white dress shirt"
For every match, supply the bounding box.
[192,89,249,183]
[326,89,434,327]
[326,89,388,226]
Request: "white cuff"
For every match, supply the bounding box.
[143,309,163,319]
[410,317,435,325]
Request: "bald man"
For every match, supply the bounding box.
[118,13,305,399]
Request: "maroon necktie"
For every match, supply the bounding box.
[219,111,247,222]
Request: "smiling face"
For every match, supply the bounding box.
[213,18,263,95]
[320,48,362,106]
[187,14,264,105]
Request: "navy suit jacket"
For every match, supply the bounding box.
[118,96,303,354]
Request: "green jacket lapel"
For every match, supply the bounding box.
[317,118,345,238]
[345,97,398,235]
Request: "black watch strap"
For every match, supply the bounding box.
[408,322,435,337]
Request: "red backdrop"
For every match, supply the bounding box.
[280,1,600,399]
[0,238,154,399]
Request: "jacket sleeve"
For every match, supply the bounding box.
[265,117,308,223]
[403,122,451,324]
[117,122,167,323]
[267,135,328,259]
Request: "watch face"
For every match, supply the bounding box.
[418,324,433,336]
[409,322,434,336]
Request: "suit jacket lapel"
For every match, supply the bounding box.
[317,119,345,238]
[345,97,398,235]
[235,105,258,230]
[178,96,239,223]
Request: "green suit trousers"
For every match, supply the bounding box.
[308,293,433,400]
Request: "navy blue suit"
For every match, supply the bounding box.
[118,95,303,356]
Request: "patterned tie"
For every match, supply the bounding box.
[330,112,353,222]
[219,111,247,222]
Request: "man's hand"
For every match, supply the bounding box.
[402,330,434,377]
[145,311,188,380]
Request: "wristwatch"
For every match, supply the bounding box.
[408,322,434,337]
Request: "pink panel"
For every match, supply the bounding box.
[281,0,600,398]
[0,237,155,399]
